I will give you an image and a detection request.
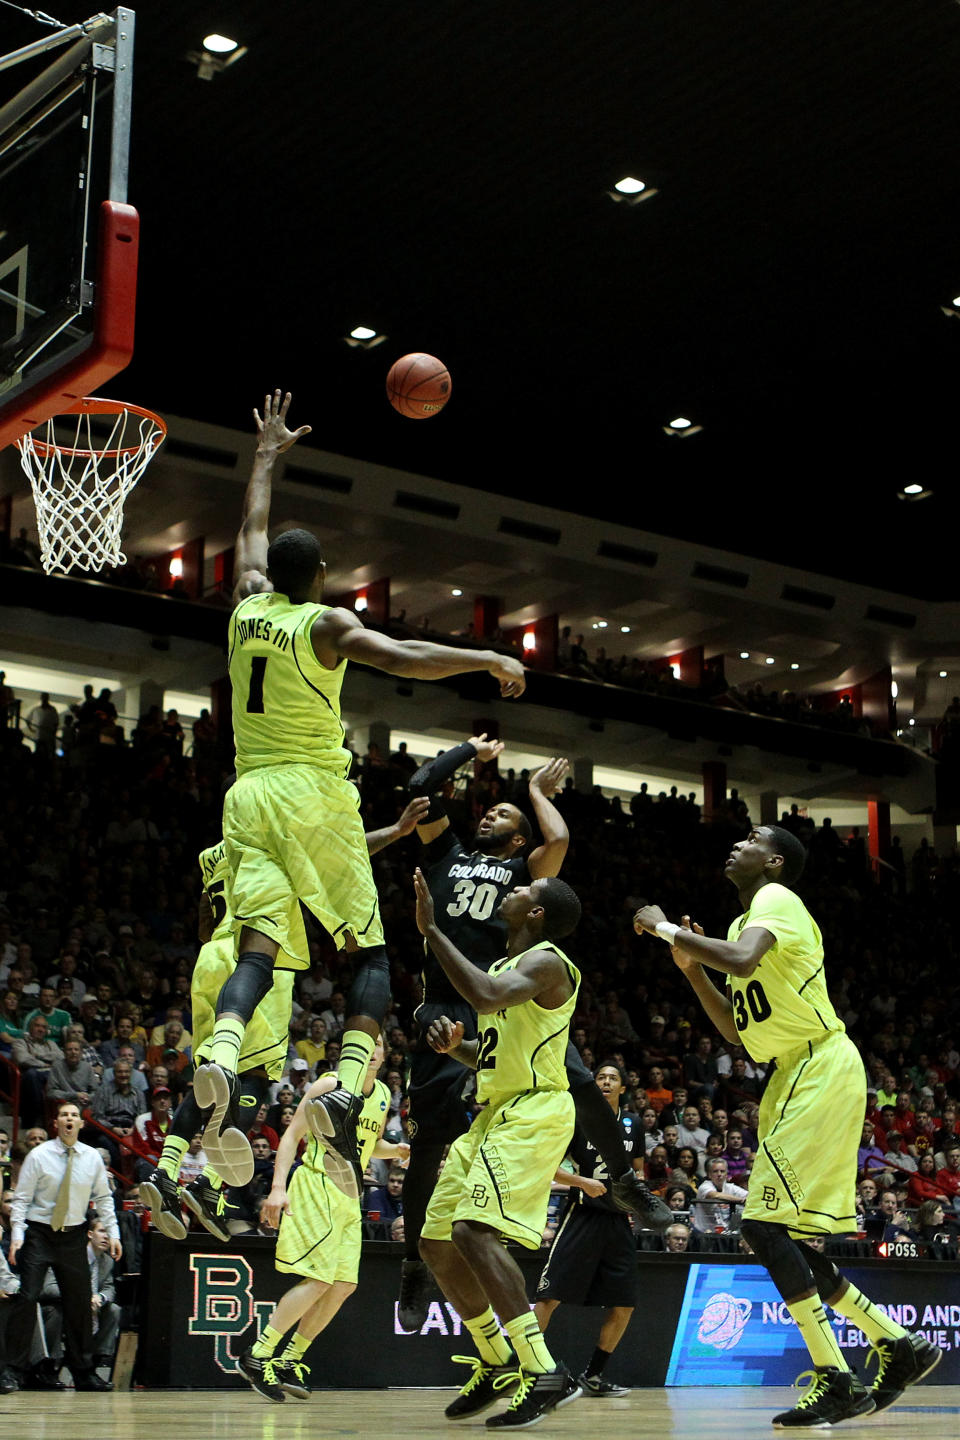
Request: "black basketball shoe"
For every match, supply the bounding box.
[485,1366,582,1429]
[305,1084,363,1199]
[398,1258,435,1332]
[772,1367,876,1428]
[610,1170,673,1230]
[141,1168,187,1241]
[444,1354,520,1420]
[273,1358,311,1399]
[194,1063,254,1187]
[865,1332,943,1412]
[182,1174,235,1242]
[238,1348,285,1403]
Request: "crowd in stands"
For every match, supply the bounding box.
[0,679,958,1281]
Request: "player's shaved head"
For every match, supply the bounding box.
[763,826,807,886]
[267,528,324,598]
[534,876,581,940]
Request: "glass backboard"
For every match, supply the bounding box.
[0,9,138,449]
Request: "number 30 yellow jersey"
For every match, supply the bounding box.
[726,882,845,1063]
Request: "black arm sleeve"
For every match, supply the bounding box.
[408,741,478,821]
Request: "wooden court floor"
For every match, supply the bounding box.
[6,1385,957,1438]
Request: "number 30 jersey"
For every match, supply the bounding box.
[422,833,530,1005]
[475,942,580,1107]
[228,591,351,777]
[726,881,845,1063]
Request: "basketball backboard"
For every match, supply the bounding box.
[0,9,138,450]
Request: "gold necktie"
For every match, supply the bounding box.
[51,1146,75,1231]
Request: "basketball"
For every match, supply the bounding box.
[386,353,452,419]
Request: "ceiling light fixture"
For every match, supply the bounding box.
[664,416,703,438]
[898,482,932,501]
[739,651,750,660]
[451,588,462,597]
[522,631,536,652]
[344,325,387,350]
[765,657,775,665]
[187,36,248,80]
[790,663,800,670]
[940,670,948,678]
[620,625,631,633]
[607,175,658,207]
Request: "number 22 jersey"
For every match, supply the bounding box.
[726,881,845,1063]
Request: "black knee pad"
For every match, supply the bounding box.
[740,1219,814,1302]
[215,950,274,1020]
[347,944,391,1023]
[796,1238,844,1303]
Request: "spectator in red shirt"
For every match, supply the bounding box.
[907,1152,952,1207]
[891,1090,916,1141]
[936,1144,960,1211]
[132,1085,172,1178]
[246,1101,279,1154]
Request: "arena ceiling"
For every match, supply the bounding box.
[5,1,960,600]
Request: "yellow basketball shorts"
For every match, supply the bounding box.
[222,763,384,962]
[421,1088,575,1251]
[191,936,294,1081]
[275,1162,361,1283]
[744,1029,865,1237]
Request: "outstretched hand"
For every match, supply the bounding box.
[469,732,506,763]
[395,797,431,835]
[529,757,569,797]
[413,867,436,934]
[254,389,312,453]
[488,655,526,698]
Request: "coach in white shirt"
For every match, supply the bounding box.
[8,1100,121,1391]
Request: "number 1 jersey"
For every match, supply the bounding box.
[421,832,530,1004]
[228,591,350,777]
[726,881,845,1063]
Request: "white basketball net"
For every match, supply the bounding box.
[16,404,165,576]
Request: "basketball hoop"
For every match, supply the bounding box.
[16,396,166,576]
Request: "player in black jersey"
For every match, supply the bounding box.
[397,736,671,1331]
[535,1062,641,1397]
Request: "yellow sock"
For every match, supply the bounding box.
[157,1134,188,1180]
[465,1307,511,1365]
[201,1164,224,1190]
[206,1017,245,1072]
[337,1029,376,1096]
[787,1294,848,1370]
[829,1284,908,1345]
[280,1331,311,1363]
[251,1323,283,1359]
[504,1311,555,1375]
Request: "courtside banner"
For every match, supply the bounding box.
[666,1262,960,1385]
[137,1236,959,1389]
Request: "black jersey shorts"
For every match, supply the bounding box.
[407,999,479,1147]
[536,1205,639,1309]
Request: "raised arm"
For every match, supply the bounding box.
[411,733,505,845]
[663,918,740,1045]
[311,609,526,698]
[233,390,312,605]
[526,758,570,878]
[634,903,775,980]
[365,797,431,855]
[414,868,571,1012]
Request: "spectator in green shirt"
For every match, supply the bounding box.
[23,987,73,1046]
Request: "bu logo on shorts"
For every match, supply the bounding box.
[471,1183,488,1208]
[762,1184,778,1210]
